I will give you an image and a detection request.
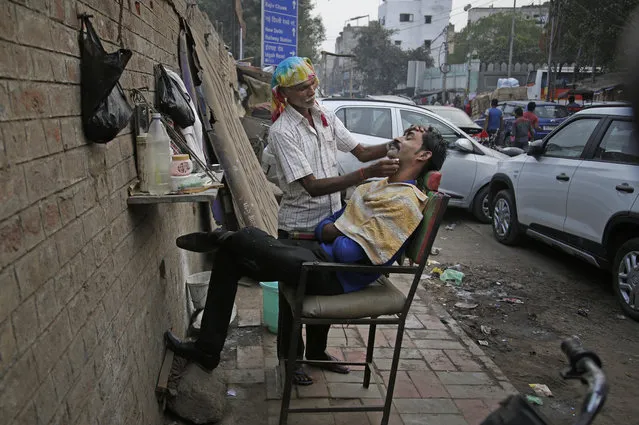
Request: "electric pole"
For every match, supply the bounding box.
[441,26,449,104]
[546,0,556,101]
[507,0,516,78]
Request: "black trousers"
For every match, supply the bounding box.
[196,227,343,360]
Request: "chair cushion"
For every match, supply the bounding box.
[280,276,406,319]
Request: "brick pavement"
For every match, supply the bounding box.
[218,276,516,425]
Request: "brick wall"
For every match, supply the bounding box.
[0,1,221,423]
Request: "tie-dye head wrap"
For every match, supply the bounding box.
[271,56,323,123]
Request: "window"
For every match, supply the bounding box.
[394,40,402,46]
[424,15,432,24]
[399,13,414,22]
[400,110,459,147]
[544,118,600,158]
[535,105,569,119]
[338,107,392,139]
[423,40,431,50]
[594,120,639,164]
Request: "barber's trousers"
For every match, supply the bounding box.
[196,227,343,360]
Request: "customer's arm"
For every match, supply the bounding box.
[315,208,346,242]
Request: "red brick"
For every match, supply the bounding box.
[454,399,492,425]
[0,216,25,268]
[40,196,62,236]
[0,166,29,221]
[444,350,484,372]
[43,118,64,154]
[343,348,366,371]
[20,203,44,250]
[416,314,448,330]
[408,370,450,398]
[8,82,49,119]
[382,371,421,398]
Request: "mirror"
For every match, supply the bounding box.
[527,140,545,156]
[454,138,474,153]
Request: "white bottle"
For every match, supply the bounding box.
[147,113,171,195]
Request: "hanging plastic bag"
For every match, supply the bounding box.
[154,64,195,128]
[78,14,133,143]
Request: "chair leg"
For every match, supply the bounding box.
[381,322,406,425]
[279,313,302,425]
[363,323,376,388]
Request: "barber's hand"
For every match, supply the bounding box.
[364,158,400,178]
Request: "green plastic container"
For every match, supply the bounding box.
[260,281,279,334]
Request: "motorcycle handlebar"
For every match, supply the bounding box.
[560,337,607,425]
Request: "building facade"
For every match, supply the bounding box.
[468,2,550,26]
[378,0,453,67]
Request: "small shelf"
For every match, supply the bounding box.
[127,187,222,205]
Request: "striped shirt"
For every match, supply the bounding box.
[268,104,359,231]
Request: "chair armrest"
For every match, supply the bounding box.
[301,261,419,275]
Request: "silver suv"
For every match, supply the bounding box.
[488,106,639,320]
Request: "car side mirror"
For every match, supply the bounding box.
[454,138,474,153]
[527,140,545,156]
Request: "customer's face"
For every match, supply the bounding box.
[391,127,431,167]
[282,78,318,109]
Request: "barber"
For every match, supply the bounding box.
[269,57,398,237]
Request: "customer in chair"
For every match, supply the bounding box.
[164,127,447,385]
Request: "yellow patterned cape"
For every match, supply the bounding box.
[334,179,428,265]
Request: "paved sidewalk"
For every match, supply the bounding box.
[217,276,517,425]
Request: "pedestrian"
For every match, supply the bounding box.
[523,101,541,135]
[483,99,503,143]
[566,95,582,114]
[164,127,448,383]
[266,56,403,380]
[510,107,534,149]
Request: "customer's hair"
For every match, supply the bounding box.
[419,127,447,177]
[568,95,575,103]
[491,99,499,107]
[514,107,524,117]
[527,101,536,111]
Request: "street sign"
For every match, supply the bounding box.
[261,0,298,67]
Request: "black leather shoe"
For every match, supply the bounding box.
[176,229,233,252]
[164,331,220,372]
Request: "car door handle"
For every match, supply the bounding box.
[615,184,635,193]
[556,173,570,181]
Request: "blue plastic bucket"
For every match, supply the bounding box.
[259,281,279,334]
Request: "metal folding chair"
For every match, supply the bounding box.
[278,188,450,425]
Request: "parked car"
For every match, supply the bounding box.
[475,101,570,141]
[488,106,639,320]
[420,105,483,137]
[267,98,510,223]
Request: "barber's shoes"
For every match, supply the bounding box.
[176,229,233,252]
[164,331,220,372]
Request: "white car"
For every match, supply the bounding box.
[263,98,507,222]
[488,105,639,320]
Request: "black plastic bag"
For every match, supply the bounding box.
[480,396,549,425]
[154,64,195,128]
[79,14,133,143]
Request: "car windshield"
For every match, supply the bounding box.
[535,105,569,119]
[431,108,476,126]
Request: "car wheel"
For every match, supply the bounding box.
[612,238,639,321]
[472,186,491,223]
[492,189,521,245]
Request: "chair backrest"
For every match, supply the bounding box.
[405,190,449,265]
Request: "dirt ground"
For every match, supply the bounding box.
[425,210,639,425]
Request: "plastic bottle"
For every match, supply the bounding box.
[147,113,171,195]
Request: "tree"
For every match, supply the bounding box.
[297,0,326,63]
[198,0,325,65]
[352,22,433,94]
[449,13,545,65]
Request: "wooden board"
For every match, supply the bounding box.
[187,10,279,236]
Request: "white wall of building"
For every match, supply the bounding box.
[378,0,453,66]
